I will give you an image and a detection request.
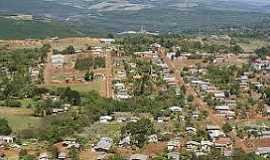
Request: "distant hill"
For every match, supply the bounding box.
[1,0,270,35]
[0,17,82,39]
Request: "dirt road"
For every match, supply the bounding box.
[105,49,113,98]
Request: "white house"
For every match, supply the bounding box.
[0,135,14,144]
[51,54,65,67]
[99,116,113,123]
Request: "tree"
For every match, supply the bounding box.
[84,71,94,81]
[62,45,75,55]
[121,118,154,148]
[107,33,114,39]
[68,146,79,160]
[0,118,12,135]
[222,122,233,133]
[19,149,34,160]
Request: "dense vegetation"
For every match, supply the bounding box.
[75,56,105,71]
[0,45,49,103]
[0,17,81,39]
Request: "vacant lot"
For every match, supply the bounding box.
[0,107,41,133]
[48,80,104,95]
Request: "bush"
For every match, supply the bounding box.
[5,99,21,107]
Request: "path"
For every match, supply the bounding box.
[43,49,53,85]
[105,49,113,98]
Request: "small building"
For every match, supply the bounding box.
[167,139,180,151]
[51,54,65,67]
[201,141,213,152]
[214,137,232,149]
[100,38,115,44]
[0,135,14,144]
[95,137,113,152]
[186,141,200,151]
[148,134,158,143]
[58,152,67,160]
[169,106,183,112]
[215,105,230,115]
[38,153,49,160]
[99,116,113,123]
[256,147,270,157]
[186,127,197,135]
[119,136,131,148]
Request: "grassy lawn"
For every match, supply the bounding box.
[238,39,269,52]
[85,122,122,141]
[0,107,42,133]
[48,80,103,94]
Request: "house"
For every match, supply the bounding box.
[260,131,270,139]
[38,153,49,160]
[215,105,230,115]
[240,75,249,83]
[214,92,226,100]
[192,111,200,119]
[148,134,158,143]
[99,116,113,123]
[201,141,213,152]
[214,137,232,149]
[264,105,270,115]
[58,152,67,160]
[186,127,197,135]
[129,154,148,160]
[168,152,180,160]
[167,52,176,59]
[52,108,66,114]
[224,149,233,157]
[116,117,127,123]
[169,106,183,112]
[206,125,221,131]
[256,147,270,157]
[157,117,169,123]
[0,135,14,144]
[186,141,200,151]
[51,54,65,67]
[130,116,140,122]
[100,38,115,44]
[167,139,180,151]
[62,139,80,149]
[208,130,225,140]
[206,125,225,140]
[95,137,113,152]
[119,136,131,148]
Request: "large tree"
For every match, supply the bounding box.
[121,118,154,148]
[0,118,12,135]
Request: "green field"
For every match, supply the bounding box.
[0,107,42,133]
[48,80,103,94]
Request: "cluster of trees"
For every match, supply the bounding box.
[33,87,81,117]
[0,118,12,135]
[0,45,49,105]
[205,65,241,96]
[75,56,105,71]
[255,46,270,59]
[53,45,75,55]
[121,118,154,148]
